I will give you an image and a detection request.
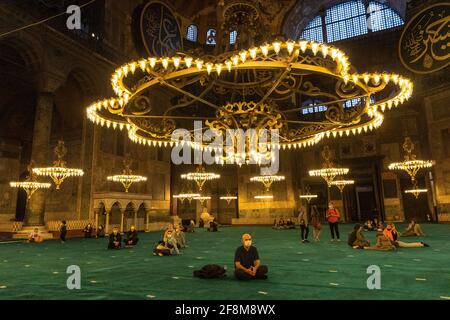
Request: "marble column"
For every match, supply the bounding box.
[105,212,110,234]
[120,212,124,233]
[25,92,54,226]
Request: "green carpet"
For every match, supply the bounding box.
[0,224,449,300]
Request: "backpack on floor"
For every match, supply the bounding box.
[193,264,227,279]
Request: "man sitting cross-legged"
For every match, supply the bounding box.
[234,233,268,280]
[108,227,122,249]
[124,225,139,247]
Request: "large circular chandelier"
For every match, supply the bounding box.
[10,162,51,200]
[388,137,434,184]
[86,39,413,161]
[33,140,84,190]
[181,166,220,191]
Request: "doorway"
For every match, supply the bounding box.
[400,177,431,222]
[355,185,377,222]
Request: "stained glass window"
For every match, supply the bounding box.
[186,24,197,42]
[206,28,216,45]
[230,30,237,44]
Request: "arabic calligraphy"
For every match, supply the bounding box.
[140,1,182,57]
[399,3,449,74]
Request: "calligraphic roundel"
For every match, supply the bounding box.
[139,1,183,57]
[399,3,450,74]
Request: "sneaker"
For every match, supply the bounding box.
[337,239,341,242]
[421,242,430,247]
[331,239,335,242]
[304,240,310,243]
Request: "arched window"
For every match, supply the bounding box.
[186,24,198,42]
[230,30,237,45]
[301,1,404,43]
[206,28,216,45]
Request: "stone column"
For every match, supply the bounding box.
[95,211,99,231]
[25,92,54,226]
[146,212,149,231]
[105,212,110,234]
[120,211,124,233]
[134,211,137,229]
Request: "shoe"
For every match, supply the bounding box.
[421,242,430,247]
[304,240,310,243]
[331,239,335,242]
[337,239,341,242]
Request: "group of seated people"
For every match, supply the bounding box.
[363,218,381,231]
[272,217,296,230]
[83,223,105,238]
[198,217,219,232]
[348,220,429,250]
[107,225,139,249]
[153,223,188,256]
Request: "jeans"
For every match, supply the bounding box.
[300,225,309,240]
[235,265,269,280]
[329,222,340,239]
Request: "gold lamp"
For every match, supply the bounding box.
[250,175,285,191]
[33,140,84,190]
[309,146,349,187]
[107,157,147,192]
[331,179,355,193]
[388,137,435,185]
[299,186,318,203]
[10,162,51,199]
[181,166,220,191]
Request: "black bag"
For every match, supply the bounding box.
[193,264,227,279]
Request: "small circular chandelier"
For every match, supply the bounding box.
[331,179,355,193]
[10,162,51,199]
[250,175,285,191]
[220,194,238,205]
[309,146,349,187]
[388,137,435,185]
[405,187,428,199]
[107,157,147,192]
[33,140,84,190]
[181,166,220,191]
[194,195,211,205]
[86,39,413,163]
[173,193,201,203]
[299,186,318,203]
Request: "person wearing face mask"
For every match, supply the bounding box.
[124,225,139,247]
[234,234,268,280]
[108,227,122,249]
[326,202,341,241]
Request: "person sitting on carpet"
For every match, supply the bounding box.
[208,218,218,232]
[28,228,44,243]
[364,227,396,251]
[60,220,67,243]
[108,227,122,249]
[401,219,425,237]
[348,224,371,248]
[124,225,139,247]
[164,227,181,255]
[96,224,105,238]
[364,219,376,231]
[185,220,195,233]
[83,223,93,238]
[234,233,268,280]
[286,218,295,229]
[384,223,429,248]
[199,218,204,228]
[153,240,172,256]
[175,224,187,248]
[310,205,322,242]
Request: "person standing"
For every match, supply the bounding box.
[60,220,67,243]
[310,205,322,241]
[83,223,93,238]
[298,205,310,243]
[326,202,341,241]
